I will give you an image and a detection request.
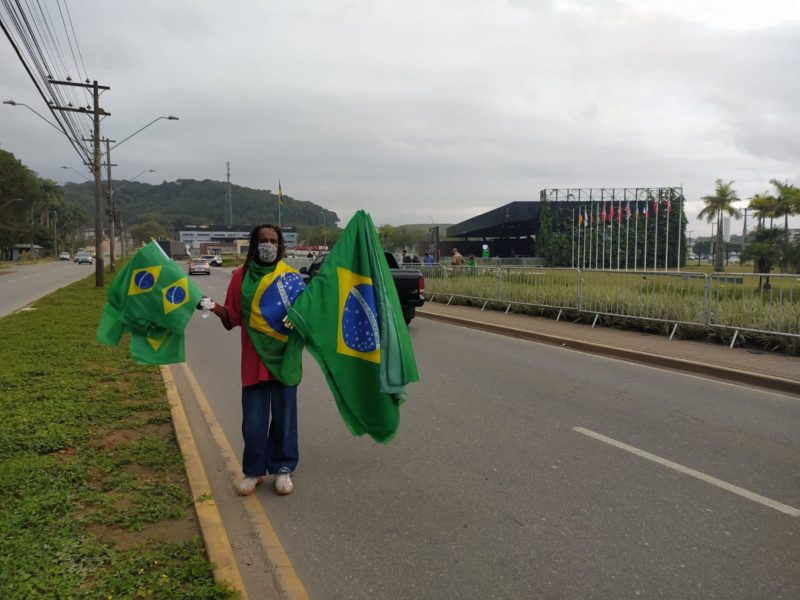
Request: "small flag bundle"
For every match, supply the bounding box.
[96,241,202,364]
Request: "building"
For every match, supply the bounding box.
[179,225,297,252]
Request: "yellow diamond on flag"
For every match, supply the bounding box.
[128,266,162,296]
[162,277,191,314]
[146,330,170,351]
[336,267,380,364]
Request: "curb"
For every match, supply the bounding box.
[417,310,800,397]
[161,366,249,599]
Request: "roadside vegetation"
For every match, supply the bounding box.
[423,266,800,354]
[0,272,234,599]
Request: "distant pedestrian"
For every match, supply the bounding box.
[423,252,435,265]
[402,249,412,264]
[467,254,477,274]
[451,247,465,267]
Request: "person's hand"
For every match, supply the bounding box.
[197,296,215,310]
[282,316,294,329]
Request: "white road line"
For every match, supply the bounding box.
[573,426,800,517]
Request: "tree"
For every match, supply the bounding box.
[697,179,741,272]
[129,220,168,245]
[742,228,783,288]
[749,192,777,230]
[769,179,799,238]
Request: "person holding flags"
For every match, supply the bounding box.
[205,224,307,497]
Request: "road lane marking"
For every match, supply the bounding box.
[179,362,310,600]
[573,426,800,517]
[161,366,248,598]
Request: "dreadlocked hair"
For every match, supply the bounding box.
[242,224,286,273]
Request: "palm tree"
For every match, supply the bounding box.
[769,179,799,240]
[698,179,741,272]
[748,192,777,231]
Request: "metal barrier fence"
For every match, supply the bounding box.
[418,265,800,341]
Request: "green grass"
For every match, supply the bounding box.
[0,270,236,599]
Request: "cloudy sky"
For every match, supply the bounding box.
[1,0,798,234]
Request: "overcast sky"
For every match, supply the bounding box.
[1,0,798,235]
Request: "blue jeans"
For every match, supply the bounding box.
[241,382,299,477]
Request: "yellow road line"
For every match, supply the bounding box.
[160,365,248,599]
[179,362,310,600]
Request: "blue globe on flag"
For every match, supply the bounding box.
[258,272,305,335]
[135,271,155,290]
[165,285,187,305]
[341,283,380,353]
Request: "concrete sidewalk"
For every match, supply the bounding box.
[417,302,800,395]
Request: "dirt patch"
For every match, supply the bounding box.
[87,506,200,550]
[90,422,173,450]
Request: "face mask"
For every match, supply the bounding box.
[257,242,278,264]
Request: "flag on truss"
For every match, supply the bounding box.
[625,202,632,220]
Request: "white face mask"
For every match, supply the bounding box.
[257,242,278,264]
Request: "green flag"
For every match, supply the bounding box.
[287,210,419,443]
[240,259,306,385]
[96,241,202,365]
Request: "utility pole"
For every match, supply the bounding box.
[742,207,750,253]
[226,161,232,226]
[51,210,57,255]
[51,78,110,287]
[103,138,118,272]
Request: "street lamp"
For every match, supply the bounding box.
[108,116,179,153]
[3,99,68,137]
[115,169,156,259]
[105,115,177,271]
[320,211,327,248]
[60,165,91,180]
[0,198,23,210]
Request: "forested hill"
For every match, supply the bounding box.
[62,178,339,230]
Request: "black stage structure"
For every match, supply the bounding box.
[444,187,686,269]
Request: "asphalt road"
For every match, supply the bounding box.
[0,260,95,317]
[185,268,800,600]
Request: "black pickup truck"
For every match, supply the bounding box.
[300,251,425,324]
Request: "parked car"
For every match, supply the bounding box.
[301,251,425,324]
[75,251,93,264]
[200,254,223,267]
[58,251,71,261]
[188,258,211,276]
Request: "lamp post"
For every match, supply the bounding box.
[108,116,178,153]
[0,198,23,210]
[60,165,91,180]
[3,100,71,138]
[115,169,156,259]
[104,115,177,270]
[320,211,327,248]
[50,210,58,255]
[427,215,437,262]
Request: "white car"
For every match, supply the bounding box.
[58,251,71,261]
[188,258,211,275]
[200,254,223,267]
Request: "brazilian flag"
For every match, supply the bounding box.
[287,210,419,443]
[96,241,202,364]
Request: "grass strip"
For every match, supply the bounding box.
[0,270,236,599]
